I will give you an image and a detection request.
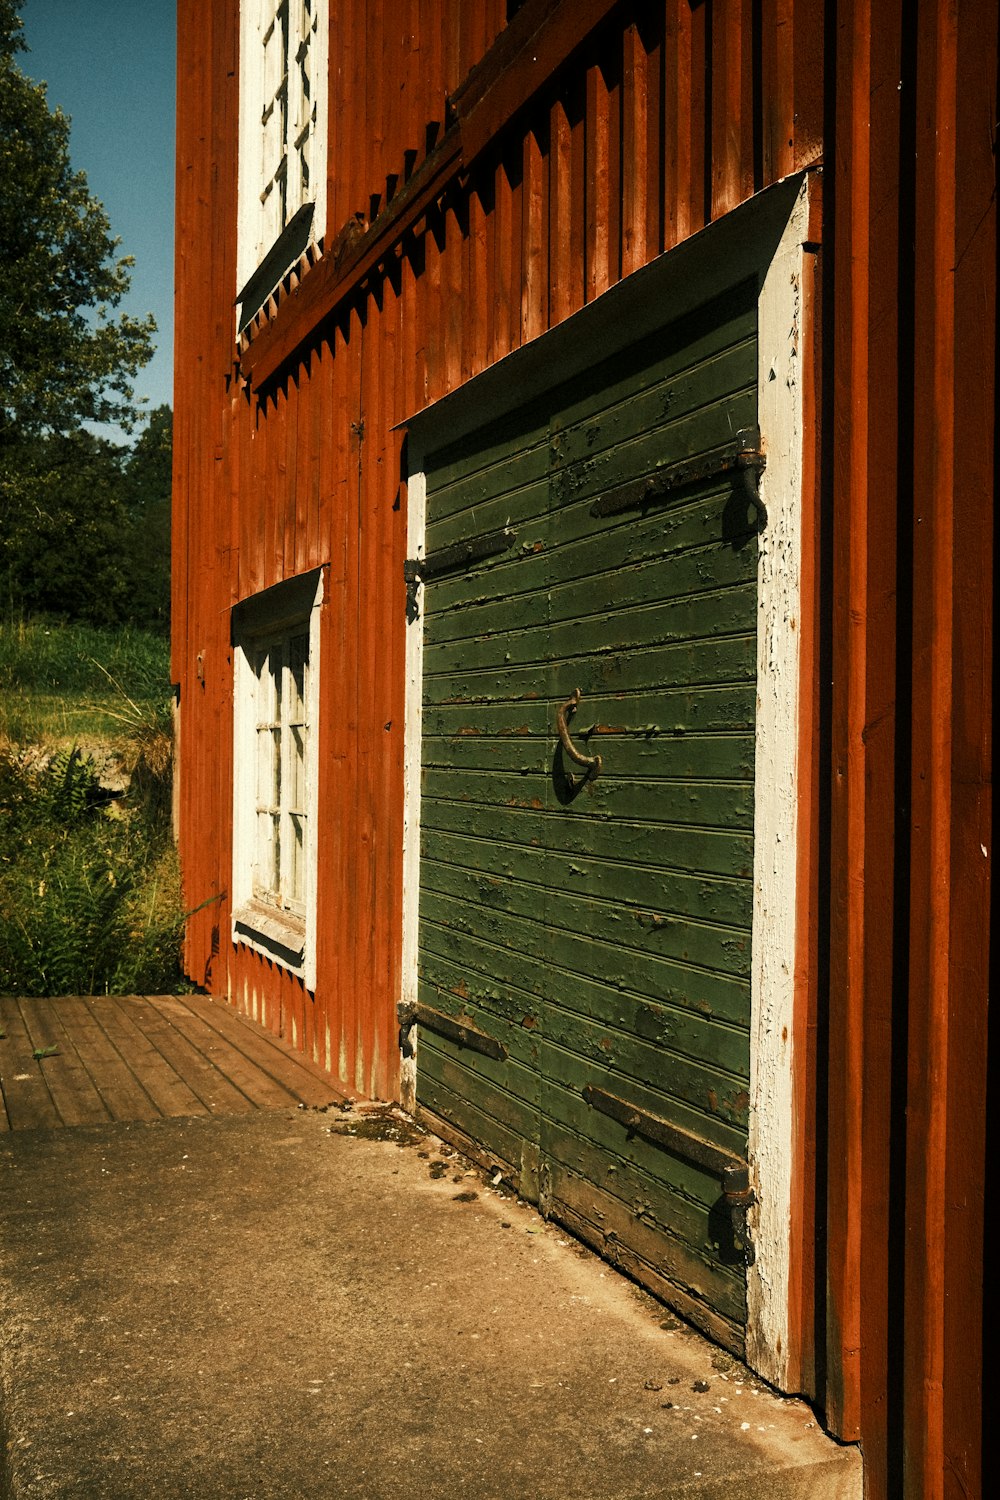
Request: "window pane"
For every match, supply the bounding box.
[256,726,275,808]
[288,724,305,811]
[288,814,304,904]
[255,647,276,722]
[271,811,282,892]
[289,633,307,721]
[272,727,283,804]
[272,646,283,719]
[255,809,275,896]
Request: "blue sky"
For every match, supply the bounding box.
[19,1,176,434]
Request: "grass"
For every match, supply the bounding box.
[0,618,170,744]
[0,617,188,997]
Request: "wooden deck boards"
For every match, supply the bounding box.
[0,995,348,1131]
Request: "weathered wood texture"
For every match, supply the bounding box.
[173,2,993,1495]
[417,285,759,1352]
[824,2,994,1496]
[0,996,347,1129]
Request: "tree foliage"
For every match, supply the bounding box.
[0,4,169,633]
[0,0,155,441]
[0,405,172,633]
[1,427,130,625]
[121,404,172,632]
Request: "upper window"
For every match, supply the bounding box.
[237,0,328,330]
[231,570,323,988]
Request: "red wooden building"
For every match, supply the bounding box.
[173,3,993,1494]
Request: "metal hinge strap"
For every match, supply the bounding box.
[397,1000,508,1062]
[404,526,516,620]
[406,526,516,582]
[589,427,766,522]
[582,1083,755,1261]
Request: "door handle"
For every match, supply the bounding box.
[555,688,602,782]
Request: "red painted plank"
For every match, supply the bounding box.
[710,0,754,219]
[621,21,649,276]
[584,55,611,302]
[826,1,903,1475]
[687,0,708,234]
[664,0,693,249]
[521,118,547,344]
[904,5,993,1497]
[639,8,665,257]
[457,0,620,165]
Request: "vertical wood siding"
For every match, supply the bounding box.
[824,2,994,1495]
[174,2,993,1493]
[176,0,827,1099]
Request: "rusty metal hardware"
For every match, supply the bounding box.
[582,1084,755,1262]
[555,688,602,783]
[404,526,516,620]
[397,1000,508,1062]
[589,426,767,526]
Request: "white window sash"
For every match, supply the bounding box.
[237,0,328,305]
[232,571,323,989]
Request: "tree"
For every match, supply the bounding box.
[0,407,172,633]
[122,404,172,632]
[0,428,130,626]
[0,0,155,443]
[0,2,167,632]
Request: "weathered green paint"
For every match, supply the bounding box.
[415,281,758,1351]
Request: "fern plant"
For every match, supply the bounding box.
[44,745,100,822]
[0,615,185,997]
[7,847,127,994]
[0,745,186,996]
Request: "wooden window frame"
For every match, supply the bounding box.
[236,0,328,330]
[231,569,323,988]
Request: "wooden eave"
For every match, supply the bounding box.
[238,0,622,391]
[451,0,627,163]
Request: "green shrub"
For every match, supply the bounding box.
[0,747,186,996]
[0,613,187,997]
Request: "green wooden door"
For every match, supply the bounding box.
[414,284,759,1351]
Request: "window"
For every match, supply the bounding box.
[232,570,323,986]
[237,0,328,329]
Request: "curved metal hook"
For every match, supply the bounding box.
[556,688,602,781]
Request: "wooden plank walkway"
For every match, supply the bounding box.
[0,995,347,1132]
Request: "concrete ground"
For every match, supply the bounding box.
[0,1103,862,1499]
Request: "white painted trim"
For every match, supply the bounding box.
[236,0,329,312]
[399,463,427,1113]
[302,581,321,992]
[237,0,266,294]
[231,569,324,991]
[746,177,810,1386]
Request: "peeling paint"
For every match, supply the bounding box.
[746,178,810,1386]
